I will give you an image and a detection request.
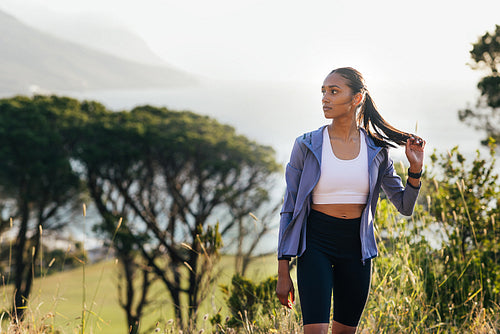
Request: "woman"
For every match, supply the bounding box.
[276,67,425,334]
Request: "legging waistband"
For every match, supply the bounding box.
[306,209,362,259]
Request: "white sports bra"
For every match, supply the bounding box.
[312,127,369,204]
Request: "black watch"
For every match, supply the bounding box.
[407,168,422,179]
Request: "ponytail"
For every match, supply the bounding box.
[357,92,411,148]
[330,67,413,148]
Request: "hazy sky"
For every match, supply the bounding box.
[2,0,500,85]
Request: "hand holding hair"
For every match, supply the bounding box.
[405,135,425,186]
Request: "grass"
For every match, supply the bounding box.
[2,260,125,333]
[1,226,498,333]
[0,254,280,333]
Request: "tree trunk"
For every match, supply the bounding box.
[187,245,200,322]
[235,218,244,275]
[127,315,140,334]
[12,198,29,320]
[21,226,41,310]
[120,254,139,334]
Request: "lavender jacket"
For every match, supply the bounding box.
[278,126,420,262]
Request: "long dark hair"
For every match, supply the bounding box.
[329,67,412,148]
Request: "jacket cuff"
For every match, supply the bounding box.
[406,179,421,190]
[278,255,292,261]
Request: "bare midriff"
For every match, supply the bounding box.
[311,203,366,219]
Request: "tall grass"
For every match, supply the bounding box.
[81,204,87,334]
[0,204,124,334]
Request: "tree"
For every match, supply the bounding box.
[74,105,280,329]
[132,105,280,327]
[0,95,82,319]
[459,24,500,146]
[70,104,154,334]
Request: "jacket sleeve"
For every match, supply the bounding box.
[278,138,305,260]
[380,157,420,216]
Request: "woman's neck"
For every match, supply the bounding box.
[329,118,359,142]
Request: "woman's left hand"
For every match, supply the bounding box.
[405,135,426,171]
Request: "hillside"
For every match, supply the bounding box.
[0,255,277,333]
[0,10,196,94]
[24,13,170,66]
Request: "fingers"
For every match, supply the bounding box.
[278,296,287,306]
[288,288,295,309]
[276,287,286,306]
[407,135,426,150]
[276,283,295,309]
[277,293,292,308]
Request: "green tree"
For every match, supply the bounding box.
[459,24,500,146]
[133,105,279,327]
[70,105,154,334]
[0,95,82,319]
[73,105,281,329]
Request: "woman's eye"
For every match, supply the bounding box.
[321,89,337,95]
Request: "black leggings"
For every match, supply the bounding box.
[297,210,372,327]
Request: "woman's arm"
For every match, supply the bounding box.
[381,136,426,216]
[276,137,306,308]
[277,138,305,259]
[276,259,295,308]
[405,136,425,188]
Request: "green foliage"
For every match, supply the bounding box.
[196,222,223,257]
[218,274,281,329]
[71,103,281,328]
[469,24,500,74]
[459,25,500,146]
[348,144,500,331]
[364,142,500,331]
[364,199,432,331]
[0,94,281,329]
[0,95,81,204]
[0,95,83,318]
[425,144,500,320]
[477,75,500,108]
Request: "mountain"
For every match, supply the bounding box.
[40,22,169,66]
[0,10,196,94]
[12,10,170,67]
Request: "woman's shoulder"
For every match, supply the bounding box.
[295,125,326,145]
[288,126,325,162]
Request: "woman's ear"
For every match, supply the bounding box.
[353,92,364,107]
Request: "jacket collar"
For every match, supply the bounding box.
[361,128,384,164]
[303,125,383,164]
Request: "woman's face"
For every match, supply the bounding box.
[321,72,360,119]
